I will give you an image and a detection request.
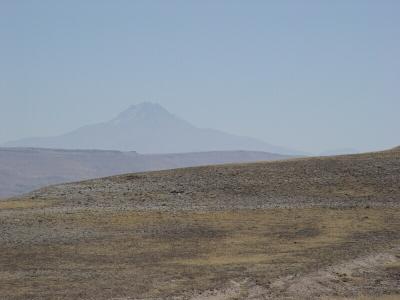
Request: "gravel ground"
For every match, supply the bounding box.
[19,148,400,211]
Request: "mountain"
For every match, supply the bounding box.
[4,102,300,155]
[0,147,291,198]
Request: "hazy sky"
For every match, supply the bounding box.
[1,1,399,154]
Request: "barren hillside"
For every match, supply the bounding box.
[0,147,289,198]
[27,148,400,210]
[1,149,399,299]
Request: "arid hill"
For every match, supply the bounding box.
[27,148,400,210]
[0,147,290,198]
[1,148,399,299]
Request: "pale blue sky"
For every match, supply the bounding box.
[1,1,399,153]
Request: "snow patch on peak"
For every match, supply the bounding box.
[112,102,170,124]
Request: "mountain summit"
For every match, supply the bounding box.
[4,102,298,154]
[110,102,193,130]
[113,102,177,123]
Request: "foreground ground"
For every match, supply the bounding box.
[0,148,399,299]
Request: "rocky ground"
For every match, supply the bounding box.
[0,147,290,198]
[0,148,399,299]
[24,147,400,211]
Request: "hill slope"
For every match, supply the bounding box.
[3,102,300,155]
[29,148,400,210]
[1,148,400,299]
[0,147,290,198]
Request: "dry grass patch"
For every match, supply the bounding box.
[0,199,53,210]
[1,207,399,299]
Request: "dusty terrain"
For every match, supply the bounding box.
[0,148,399,299]
[0,147,289,198]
